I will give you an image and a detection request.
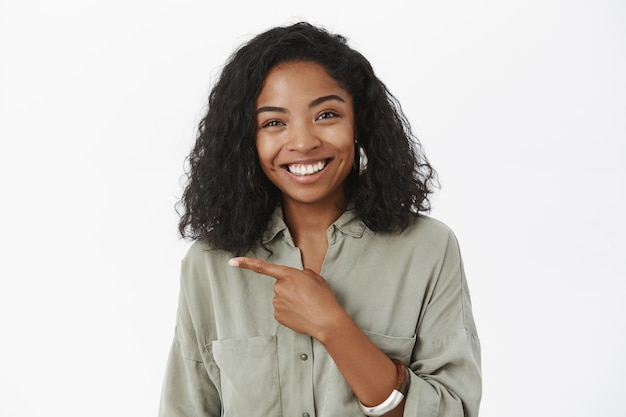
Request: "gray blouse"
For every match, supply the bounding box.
[159,207,481,416]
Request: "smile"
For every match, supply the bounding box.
[286,159,329,176]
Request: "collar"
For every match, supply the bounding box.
[262,204,367,244]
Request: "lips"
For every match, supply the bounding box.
[285,159,329,176]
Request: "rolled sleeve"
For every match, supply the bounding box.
[159,258,222,417]
[403,230,482,417]
[159,337,221,417]
[404,329,482,417]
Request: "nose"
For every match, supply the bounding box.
[286,121,321,152]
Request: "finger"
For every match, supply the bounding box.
[228,257,296,280]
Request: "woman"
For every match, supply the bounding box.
[160,22,481,417]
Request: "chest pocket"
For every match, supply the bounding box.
[210,335,282,417]
[362,330,417,363]
[321,330,416,416]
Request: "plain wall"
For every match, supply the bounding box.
[1,1,624,416]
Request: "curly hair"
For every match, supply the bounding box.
[178,22,437,255]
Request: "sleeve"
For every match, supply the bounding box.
[158,258,222,417]
[403,230,482,417]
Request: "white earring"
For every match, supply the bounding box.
[355,140,368,175]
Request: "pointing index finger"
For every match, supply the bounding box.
[228,257,294,280]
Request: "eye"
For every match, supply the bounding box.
[261,120,285,128]
[316,111,338,121]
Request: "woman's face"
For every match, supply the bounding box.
[255,61,355,209]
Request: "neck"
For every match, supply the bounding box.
[281,197,347,245]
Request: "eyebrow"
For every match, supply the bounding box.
[255,94,346,115]
[255,105,286,115]
[309,94,345,108]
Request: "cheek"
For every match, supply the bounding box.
[255,135,276,170]
[336,128,356,160]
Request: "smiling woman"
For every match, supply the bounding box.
[160,22,481,417]
[255,61,355,214]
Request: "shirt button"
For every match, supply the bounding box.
[300,353,309,361]
[303,413,310,417]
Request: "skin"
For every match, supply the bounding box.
[230,61,406,416]
[254,60,356,270]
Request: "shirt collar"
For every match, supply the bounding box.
[262,204,366,244]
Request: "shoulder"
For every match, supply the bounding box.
[376,214,458,247]
[409,215,454,238]
[358,215,461,265]
[179,240,233,284]
[183,239,237,262]
[183,239,217,261]
[409,215,462,258]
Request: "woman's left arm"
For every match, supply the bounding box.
[401,230,482,417]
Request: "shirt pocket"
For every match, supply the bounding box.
[321,330,416,416]
[362,330,417,364]
[209,335,282,417]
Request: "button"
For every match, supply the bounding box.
[300,353,309,361]
[303,413,310,417]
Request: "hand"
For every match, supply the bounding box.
[228,257,345,338]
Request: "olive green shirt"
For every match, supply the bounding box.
[159,207,481,416]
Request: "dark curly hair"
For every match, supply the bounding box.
[178,22,437,255]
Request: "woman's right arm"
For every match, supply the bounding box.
[158,264,221,417]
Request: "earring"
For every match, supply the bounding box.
[354,139,368,175]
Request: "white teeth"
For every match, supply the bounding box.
[288,160,326,176]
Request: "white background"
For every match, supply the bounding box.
[1,1,625,416]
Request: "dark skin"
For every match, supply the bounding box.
[229,61,406,416]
